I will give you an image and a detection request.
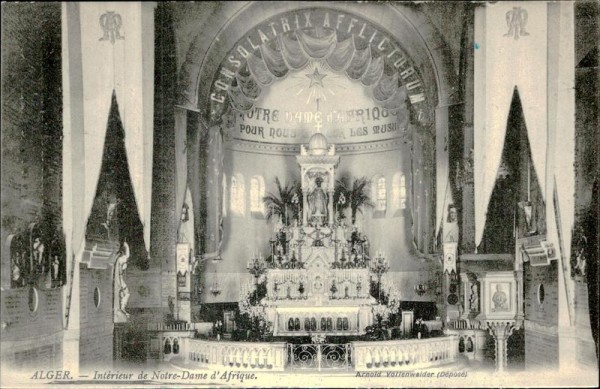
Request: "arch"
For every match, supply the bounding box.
[372,174,387,212]
[249,175,266,215]
[176,2,456,258]
[230,173,246,216]
[178,2,457,119]
[222,173,228,217]
[392,171,407,211]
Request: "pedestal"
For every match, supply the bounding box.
[487,322,515,372]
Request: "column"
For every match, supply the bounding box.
[302,189,309,226]
[547,1,578,372]
[487,322,515,372]
[328,190,334,225]
[435,105,450,244]
[460,273,470,319]
[461,3,476,253]
[515,268,524,325]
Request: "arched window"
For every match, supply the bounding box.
[250,175,266,216]
[222,173,228,217]
[372,175,387,213]
[392,172,407,212]
[230,174,245,216]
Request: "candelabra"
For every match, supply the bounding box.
[247,252,267,299]
[369,250,389,302]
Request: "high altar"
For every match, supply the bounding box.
[254,131,378,336]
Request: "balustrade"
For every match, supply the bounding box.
[351,337,458,370]
[172,337,460,372]
[181,338,287,371]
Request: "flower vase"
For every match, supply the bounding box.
[417,331,421,339]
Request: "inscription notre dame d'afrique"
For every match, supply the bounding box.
[208,9,427,119]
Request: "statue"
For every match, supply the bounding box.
[177,203,191,243]
[102,194,119,235]
[115,241,131,321]
[51,255,62,288]
[33,237,45,270]
[11,253,23,288]
[491,284,508,311]
[308,176,328,223]
[469,283,479,311]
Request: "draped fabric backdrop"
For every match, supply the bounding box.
[62,2,154,261]
[474,2,548,248]
[227,30,408,115]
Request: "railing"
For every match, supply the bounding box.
[445,328,488,361]
[182,338,287,371]
[287,343,352,371]
[351,336,458,370]
[147,322,210,332]
[174,337,461,372]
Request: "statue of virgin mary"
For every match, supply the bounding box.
[308,176,328,220]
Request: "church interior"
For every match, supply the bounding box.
[1,1,598,386]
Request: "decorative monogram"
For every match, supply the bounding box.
[504,7,530,40]
[99,11,124,44]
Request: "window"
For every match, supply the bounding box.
[250,175,266,216]
[230,174,245,216]
[372,175,387,212]
[222,173,227,217]
[392,172,407,211]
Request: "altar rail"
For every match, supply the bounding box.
[181,338,287,371]
[445,328,488,361]
[351,336,458,370]
[146,322,210,332]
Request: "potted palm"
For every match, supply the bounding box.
[262,178,302,226]
[334,177,350,223]
[348,177,375,225]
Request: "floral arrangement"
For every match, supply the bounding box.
[372,304,393,322]
[237,281,273,341]
[380,276,401,313]
[370,276,401,324]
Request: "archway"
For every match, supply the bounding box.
[175,2,458,274]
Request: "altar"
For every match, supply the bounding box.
[248,130,379,336]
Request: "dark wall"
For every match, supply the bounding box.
[1,3,63,285]
[0,2,64,368]
[150,3,178,271]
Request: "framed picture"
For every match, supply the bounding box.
[489,282,511,313]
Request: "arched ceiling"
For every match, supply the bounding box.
[177,2,458,131]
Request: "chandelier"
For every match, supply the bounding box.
[210,269,221,296]
[414,282,427,296]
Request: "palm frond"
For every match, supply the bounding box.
[263,177,302,225]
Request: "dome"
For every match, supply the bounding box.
[308,132,328,155]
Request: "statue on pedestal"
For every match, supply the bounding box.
[308,176,328,224]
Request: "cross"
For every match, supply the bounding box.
[315,120,323,133]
